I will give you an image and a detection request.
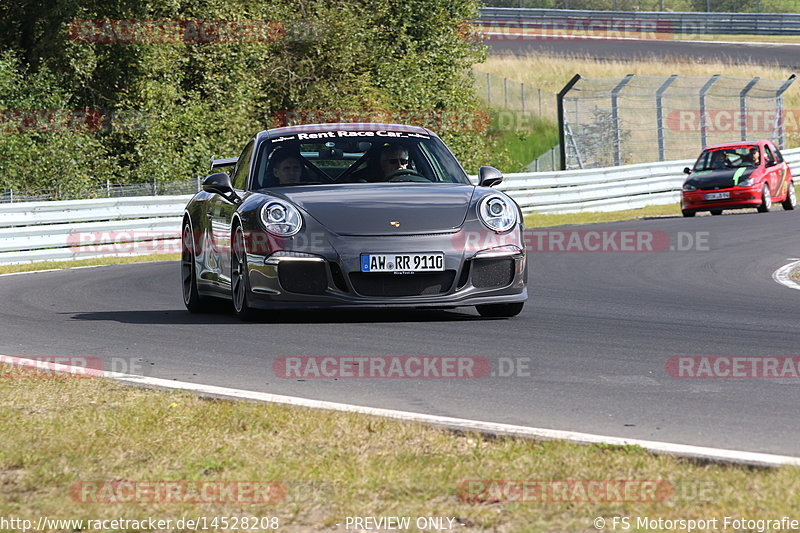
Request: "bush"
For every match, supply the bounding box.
[0,0,496,193]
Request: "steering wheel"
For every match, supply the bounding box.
[386,169,429,182]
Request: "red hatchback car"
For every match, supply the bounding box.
[681,141,796,217]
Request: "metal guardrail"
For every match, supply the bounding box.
[477,7,800,36]
[2,148,799,264]
[500,147,800,214]
[0,196,190,265]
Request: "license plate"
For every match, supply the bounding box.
[705,192,730,200]
[361,253,444,273]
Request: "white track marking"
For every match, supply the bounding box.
[772,259,800,291]
[2,354,799,468]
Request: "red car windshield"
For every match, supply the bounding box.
[695,147,759,171]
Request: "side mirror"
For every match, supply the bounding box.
[478,166,503,188]
[683,167,691,175]
[202,172,234,195]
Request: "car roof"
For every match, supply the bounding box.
[260,122,434,140]
[703,141,767,150]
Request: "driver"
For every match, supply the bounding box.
[710,150,728,170]
[748,147,761,166]
[379,145,410,179]
[350,144,412,182]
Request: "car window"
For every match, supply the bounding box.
[694,147,757,171]
[251,130,470,189]
[231,140,254,190]
[764,145,776,165]
[769,144,784,163]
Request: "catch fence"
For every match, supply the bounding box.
[558,74,797,170]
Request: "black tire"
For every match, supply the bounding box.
[231,225,259,320]
[181,221,213,313]
[782,182,796,211]
[476,302,524,318]
[710,210,723,216]
[757,184,772,213]
[681,210,695,218]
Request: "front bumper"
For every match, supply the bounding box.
[243,230,527,310]
[681,186,761,211]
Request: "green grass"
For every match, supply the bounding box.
[1,370,799,531]
[0,253,181,275]
[490,111,560,172]
[524,202,682,227]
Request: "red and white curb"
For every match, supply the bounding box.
[3,354,800,468]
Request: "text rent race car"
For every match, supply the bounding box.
[681,140,795,217]
[181,123,527,320]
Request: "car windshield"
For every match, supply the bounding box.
[251,130,471,189]
[694,146,759,171]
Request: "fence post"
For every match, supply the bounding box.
[486,73,491,105]
[3,188,11,203]
[557,74,582,171]
[656,75,678,161]
[504,77,508,109]
[699,74,720,150]
[106,179,111,197]
[538,88,542,116]
[150,178,157,196]
[774,75,797,149]
[739,77,760,142]
[611,74,635,167]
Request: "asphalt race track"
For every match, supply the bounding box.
[2,210,799,456]
[487,36,800,69]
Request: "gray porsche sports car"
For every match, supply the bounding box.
[181,123,527,320]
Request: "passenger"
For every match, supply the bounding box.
[270,150,304,185]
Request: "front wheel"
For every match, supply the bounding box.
[782,182,796,211]
[757,184,772,213]
[710,210,723,216]
[681,210,695,218]
[231,226,258,320]
[476,302,524,318]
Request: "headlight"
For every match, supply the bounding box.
[479,194,517,232]
[738,177,754,187]
[682,182,697,192]
[260,201,303,237]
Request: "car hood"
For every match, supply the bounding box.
[687,167,759,190]
[270,183,475,236]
